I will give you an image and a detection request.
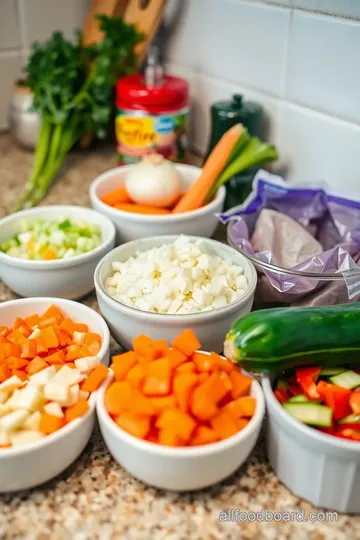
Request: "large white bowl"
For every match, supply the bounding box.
[97,359,265,491]
[89,164,226,243]
[0,205,116,299]
[262,374,360,513]
[0,297,110,493]
[94,236,257,353]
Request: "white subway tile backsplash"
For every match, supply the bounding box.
[0,53,22,129]
[294,0,360,20]
[21,0,90,48]
[276,103,360,195]
[286,11,360,124]
[0,0,21,49]
[201,0,289,96]
[163,0,204,69]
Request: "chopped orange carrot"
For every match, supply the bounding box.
[46,350,65,365]
[229,371,252,399]
[149,395,176,413]
[81,364,108,393]
[24,313,40,328]
[192,351,217,372]
[115,203,170,215]
[111,351,137,381]
[7,329,26,346]
[53,326,71,347]
[26,357,48,375]
[209,352,233,373]
[84,333,102,355]
[39,327,59,349]
[7,357,29,370]
[101,185,132,206]
[172,329,201,356]
[158,430,183,446]
[190,386,218,421]
[219,371,233,392]
[173,373,198,413]
[65,398,89,423]
[168,347,187,368]
[0,365,11,382]
[43,248,57,260]
[154,339,169,358]
[38,317,60,329]
[59,317,76,336]
[73,323,89,333]
[12,369,27,381]
[190,426,218,446]
[146,428,159,443]
[20,339,37,359]
[2,341,21,359]
[129,390,156,416]
[39,413,65,434]
[198,373,229,404]
[66,362,76,369]
[105,381,132,415]
[126,363,147,389]
[234,396,256,417]
[64,344,83,362]
[133,335,157,360]
[115,411,151,438]
[210,410,241,440]
[40,304,64,324]
[35,336,48,355]
[156,408,196,443]
[176,362,195,373]
[14,318,31,336]
[197,372,209,384]
[142,357,172,396]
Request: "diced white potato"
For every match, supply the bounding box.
[0,430,10,446]
[73,331,85,345]
[12,385,44,412]
[52,365,82,386]
[44,383,70,403]
[29,365,56,385]
[0,404,9,417]
[23,411,41,430]
[67,384,79,406]
[79,390,89,400]
[5,389,22,410]
[75,356,100,373]
[44,402,64,418]
[0,390,8,404]
[0,410,29,432]
[0,375,23,393]
[29,328,41,339]
[10,430,44,446]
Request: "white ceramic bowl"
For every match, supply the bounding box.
[0,297,110,493]
[89,164,226,243]
[97,359,265,491]
[262,374,360,513]
[94,235,257,353]
[0,205,116,299]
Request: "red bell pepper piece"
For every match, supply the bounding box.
[349,392,360,415]
[321,385,351,420]
[318,420,336,435]
[274,388,288,403]
[335,428,360,441]
[288,384,303,396]
[317,380,332,399]
[296,367,321,400]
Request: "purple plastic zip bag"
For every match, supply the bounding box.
[219,170,360,302]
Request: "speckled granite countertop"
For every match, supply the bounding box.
[0,134,358,540]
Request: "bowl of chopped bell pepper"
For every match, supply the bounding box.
[262,366,360,513]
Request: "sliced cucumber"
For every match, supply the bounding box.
[339,414,360,424]
[283,403,333,427]
[276,379,288,391]
[320,367,346,377]
[288,394,308,403]
[329,370,360,389]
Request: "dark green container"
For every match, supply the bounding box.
[204,94,263,209]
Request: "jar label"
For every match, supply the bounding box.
[115,109,188,164]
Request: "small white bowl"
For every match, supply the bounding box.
[0,205,116,299]
[94,235,257,353]
[0,297,110,493]
[89,164,226,243]
[97,359,265,491]
[262,374,360,513]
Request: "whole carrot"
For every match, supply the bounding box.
[172,124,243,214]
[115,203,170,215]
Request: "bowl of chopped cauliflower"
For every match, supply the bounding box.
[94,235,257,353]
[0,205,115,299]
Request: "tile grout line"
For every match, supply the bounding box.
[16,0,28,65]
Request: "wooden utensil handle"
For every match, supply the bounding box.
[83,0,128,46]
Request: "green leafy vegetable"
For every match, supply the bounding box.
[12,15,143,212]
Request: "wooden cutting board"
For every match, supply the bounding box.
[83,0,167,66]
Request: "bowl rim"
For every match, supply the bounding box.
[0,296,110,458]
[0,205,116,270]
[262,373,360,452]
[96,355,265,457]
[89,163,226,222]
[94,235,258,321]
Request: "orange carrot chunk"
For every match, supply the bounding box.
[129,389,156,416]
[209,352,233,373]
[84,333,102,355]
[2,342,21,359]
[158,429,183,447]
[172,329,201,357]
[65,398,89,423]
[175,362,195,374]
[39,413,65,434]
[234,396,256,417]
[65,344,84,362]
[115,203,170,215]
[126,363,147,389]
[105,381,133,415]
[190,426,218,446]
[149,395,177,413]
[198,372,229,404]
[111,351,137,380]
[132,335,157,359]
[26,356,48,375]
[101,185,132,206]
[173,373,198,413]
[210,410,241,440]
[12,369,27,381]
[40,304,64,324]
[7,357,29,370]
[45,350,66,365]
[192,351,217,372]
[59,317,76,336]
[156,408,196,443]
[0,365,11,382]
[81,364,108,393]
[115,411,151,439]
[39,327,59,349]
[20,339,37,359]
[190,387,218,421]
[168,347,188,368]
[229,371,252,399]
[142,357,172,396]
[154,339,169,358]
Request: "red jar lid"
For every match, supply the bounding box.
[116,74,189,113]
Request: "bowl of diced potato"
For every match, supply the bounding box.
[0,297,110,492]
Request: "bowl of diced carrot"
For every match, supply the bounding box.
[0,298,110,492]
[89,165,226,244]
[96,329,265,491]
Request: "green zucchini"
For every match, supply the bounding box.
[224,303,360,373]
[339,414,360,424]
[288,394,309,403]
[320,367,346,376]
[283,403,333,427]
[329,370,360,389]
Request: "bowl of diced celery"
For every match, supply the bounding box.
[0,206,115,299]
